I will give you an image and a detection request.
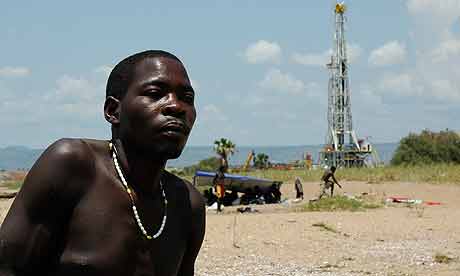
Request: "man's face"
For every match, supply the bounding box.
[119,56,196,159]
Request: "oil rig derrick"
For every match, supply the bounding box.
[320,2,376,168]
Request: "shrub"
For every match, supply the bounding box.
[303,196,381,212]
[181,156,221,175]
[254,153,269,169]
[391,129,460,165]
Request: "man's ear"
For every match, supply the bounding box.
[104,96,121,125]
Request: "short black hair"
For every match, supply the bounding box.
[331,166,336,171]
[106,50,182,100]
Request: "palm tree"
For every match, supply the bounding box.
[213,138,236,172]
[254,153,270,169]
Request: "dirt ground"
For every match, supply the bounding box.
[197,181,460,276]
[1,181,460,275]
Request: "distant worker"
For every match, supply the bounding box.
[213,166,226,212]
[294,177,304,199]
[319,166,342,198]
[270,183,282,203]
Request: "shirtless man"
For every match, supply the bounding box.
[212,166,225,213]
[319,166,342,198]
[0,50,205,276]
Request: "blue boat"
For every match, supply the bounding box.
[193,170,282,193]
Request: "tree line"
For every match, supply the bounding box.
[391,129,460,165]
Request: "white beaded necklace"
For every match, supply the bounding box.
[109,142,167,240]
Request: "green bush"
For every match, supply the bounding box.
[391,129,460,165]
[181,156,221,175]
[254,153,269,169]
[303,196,381,212]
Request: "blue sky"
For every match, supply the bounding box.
[1,0,459,148]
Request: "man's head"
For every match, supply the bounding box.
[105,50,182,100]
[104,50,196,159]
[330,166,336,172]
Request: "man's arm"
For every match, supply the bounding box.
[332,174,342,188]
[178,185,206,276]
[0,139,92,275]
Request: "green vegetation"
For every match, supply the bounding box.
[434,253,455,264]
[174,130,460,186]
[392,129,460,166]
[174,163,460,185]
[1,180,23,190]
[303,196,381,212]
[238,164,460,184]
[182,156,221,176]
[213,138,235,171]
[175,162,460,185]
[253,153,269,169]
[168,156,220,183]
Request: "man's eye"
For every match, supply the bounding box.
[183,93,194,104]
[145,89,163,98]
[146,88,161,94]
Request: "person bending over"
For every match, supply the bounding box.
[319,166,342,198]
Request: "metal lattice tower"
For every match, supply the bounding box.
[320,2,372,168]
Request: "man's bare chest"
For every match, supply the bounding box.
[55,180,190,276]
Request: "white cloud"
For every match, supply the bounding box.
[409,0,460,97]
[407,0,460,43]
[244,40,281,64]
[407,0,460,21]
[292,43,362,67]
[378,73,421,97]
[259,68,305,94]
[369,41,407,66]
[201,104,227,122]
[42,74,105,119]
[365,0,460,104]
[430,79,460,102]
[0,66,30,77]
[347,43,363,63]
[430,39,460,62]
[291,50,331,67]
[372,71,460,104]
[93,65,113,77]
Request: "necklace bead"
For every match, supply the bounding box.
[110,142,167,240]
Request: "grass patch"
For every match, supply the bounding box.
[247,164,460,184]
[182,164,460,186]
[303,196,381,212]
[434,253,455,264]
[312,222,338,233]
[1,181,22,190]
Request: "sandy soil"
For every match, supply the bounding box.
[1,181,460,275]
[197,181,460,276]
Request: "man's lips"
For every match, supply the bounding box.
[160,121,190,135]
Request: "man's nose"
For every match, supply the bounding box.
[162,92,186,117]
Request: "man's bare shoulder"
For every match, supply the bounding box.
[23,138,107,199]
[35,138,101,179]
[164,171,205,212]
[3,138,108,224]
[42,138,107,163]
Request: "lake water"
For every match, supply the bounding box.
[167,143,398,168]
[0,143,398,170]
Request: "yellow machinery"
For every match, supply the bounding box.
[335,3,346,14]
[242,150,255,171]
[305,153,313,170]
